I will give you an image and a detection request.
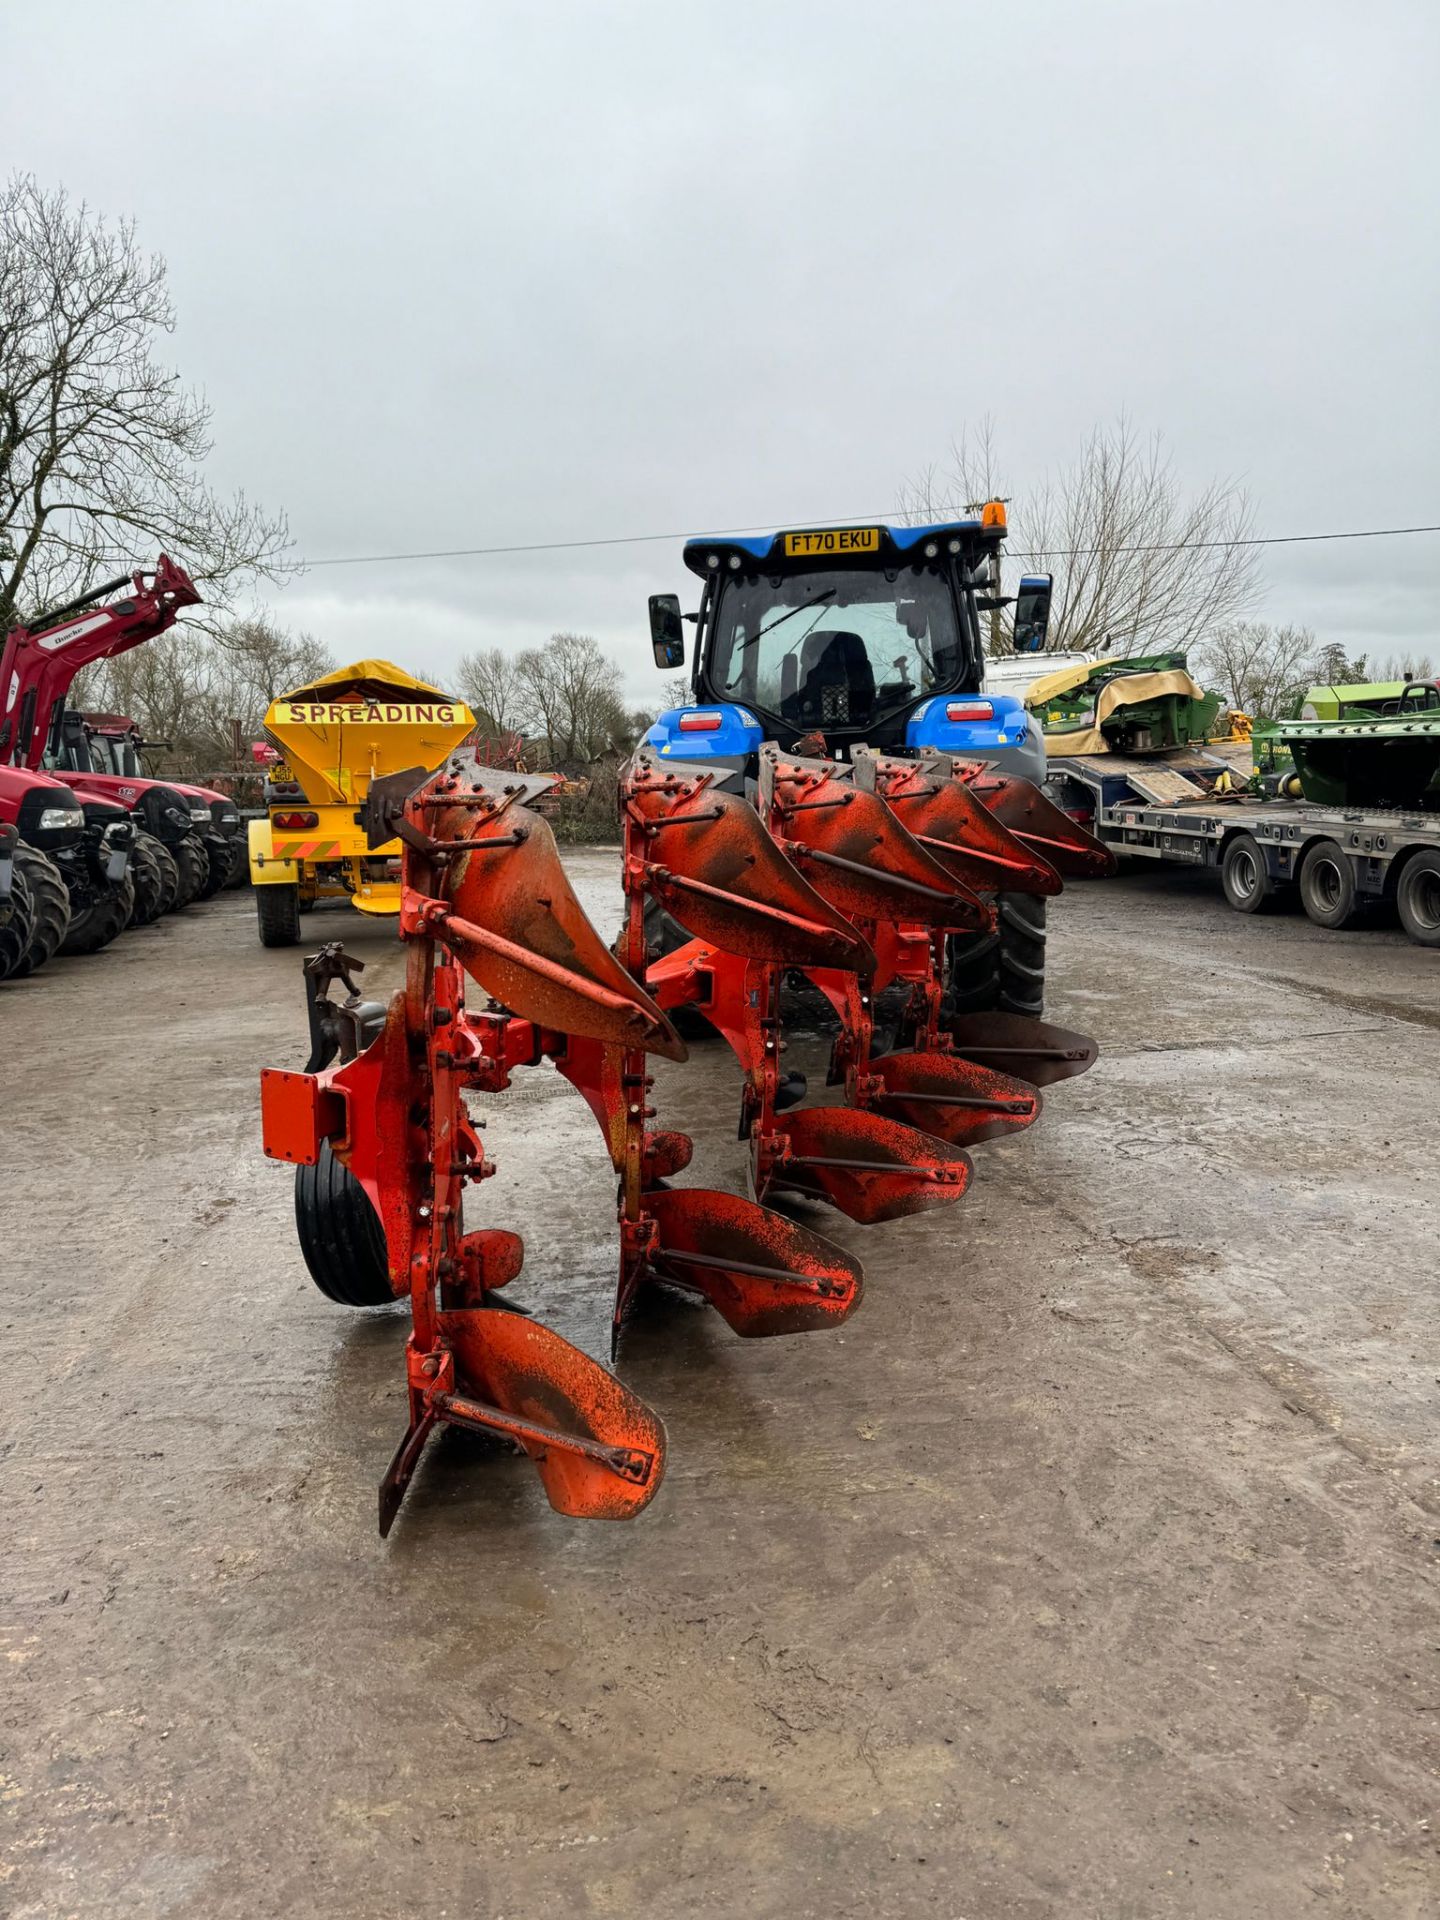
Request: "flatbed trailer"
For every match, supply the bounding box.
[1046,749,1440,948]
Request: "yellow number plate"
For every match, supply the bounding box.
[783,527,880,558]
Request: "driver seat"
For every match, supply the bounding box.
[782,630,875,729]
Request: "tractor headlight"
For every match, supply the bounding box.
[189,805,211,825]
[38,805,84,831]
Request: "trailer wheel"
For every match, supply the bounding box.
[294,1141,395,1307]
[1396,849,1440,948]
[168,834,207,909]
[60,874,135,956]
[11,844,72,977]
[1221,832,1282,914]
[256,883,302,947]
[0,868,35,983]
[1299,839,1360,930]
[946,893,1047,1018]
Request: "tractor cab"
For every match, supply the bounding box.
[643,512,1051,784]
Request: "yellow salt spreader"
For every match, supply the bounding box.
[248,660,476,945]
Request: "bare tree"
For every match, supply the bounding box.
[516,631,633,767]
[1374,651,1436,683]
[71,615,332,775]
[457,644,527,736]
[1193,620,1315,724]
[900,416,1262,658]
[0,174,290,631]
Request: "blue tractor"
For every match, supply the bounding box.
[640,510,1058,1014]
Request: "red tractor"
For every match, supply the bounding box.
[0,558,206,969]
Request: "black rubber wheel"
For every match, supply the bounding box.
[1396,849,1440,948]
[60,875,135,955]
[126,835,167,926]
[1221,832,1281,914]
[1299,838,1359,930]
[224,838,250,888]
[946,892,1047,1017]
[257,883,302,947]
[11,844,71,977]
[294,1142,395,1307]
[0,868,35,983]
[196,840,228,900]
[169,834,207,909]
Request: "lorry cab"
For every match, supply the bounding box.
[643,513,1050,785]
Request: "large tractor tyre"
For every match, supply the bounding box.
[946,892,1047,1019]
[60,875,135,956]
[151,838,181,916]
[1221,832,1285,915]
[224,838,250,888]
[1298,839,1360,931]
[256,883,302,947]
[11,844,71,978]
[0,869,35,983]
[126,835,167,926]
[1396,849,1440,949]
[294,1141,395,1308]
[169,834,208,910]
[196,842,228,901]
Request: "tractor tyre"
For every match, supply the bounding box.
[1221,832,1284,915]
[1396,849,1440,948]
[256,883,302,947]
[170,834,208,909]
[150,838,182,916]
[0,868,35,983]
[60,875,135,956]
[945,892,1047,1018]
[11,844,71,978]
[294,1141,395,1308]
[126,835,167,926]
[224,838,250,888]
[196,842,228,900]
[1298,839,1359,930]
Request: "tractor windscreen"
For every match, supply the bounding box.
[710,563,965,734]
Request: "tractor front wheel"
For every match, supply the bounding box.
[169,834,208,909]
[0,868,35,983]
[60,875,135,956]
[256,883,302,947]
[126,834,168,926]
[945,892,1047,1018]
[294,1142,395,1307]
[11,844,71,977]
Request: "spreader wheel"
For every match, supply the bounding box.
[295,1141,395,1307]
[0,867,35,983]
[946,892,1047,1018]
[257,883,302,947]
[11,844,71,977]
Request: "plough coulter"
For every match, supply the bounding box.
[260,509,1114,1533]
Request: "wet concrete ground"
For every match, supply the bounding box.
[2,857,1438,1918]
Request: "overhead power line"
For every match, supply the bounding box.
[300,519,1440,571]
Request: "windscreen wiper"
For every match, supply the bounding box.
[722,589,837,689]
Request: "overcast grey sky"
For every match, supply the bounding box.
[10,0,1439,698]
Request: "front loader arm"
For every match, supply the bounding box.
[0,555,201,768]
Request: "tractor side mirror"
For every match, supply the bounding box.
[1012,574,1053,654]
[649,594,686,671]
